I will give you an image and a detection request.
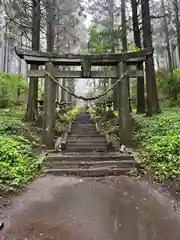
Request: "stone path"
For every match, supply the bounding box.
[1,176,180,239]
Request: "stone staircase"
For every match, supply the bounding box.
[44,111,134,177]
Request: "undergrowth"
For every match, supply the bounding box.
[56,105,81,134]
[90,105,180,182]
[0,104,81,193]
[134,106,180,182]
[0,105,42,193]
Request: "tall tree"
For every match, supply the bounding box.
[161,0,173,73]
[88,0,121,110]
[131,0,145,113]
[173,0,180,63]
[46,0,55,52]
[141,0,161,116]
[25,0,41,121]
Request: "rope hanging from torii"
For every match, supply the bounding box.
[44,70,127,101]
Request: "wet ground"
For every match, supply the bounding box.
[1,176,180,240]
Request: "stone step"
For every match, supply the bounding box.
[72,121,93,123]
[46,152,133,161]
[72,124,95,127]
[68,134,101,137]
[67,137,105,141]
[66,142,106,146]
[46,111,134,177]
[70,129,98,132]
[70,133,100,136]
[72,124,96,127]
[73,119,91,122]
[73,128,96,131]
[66,141,106,146]
[72,126,96,129]
[66,146,107,153]
[70,133,99,136]
[43,167,133,177]
[71,130,97,134]
[71,124,96,127]
[70,130,98,133]
[43,160,134,169]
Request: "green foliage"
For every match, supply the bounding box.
[156,69,180,101]
[89,106,104,121]
[56,105,81,134]
[127,43,140,52]
[0,72,28,108]
[38,87,44,98]
[0,106,41,193]
[0,136,40,192]
[87,25,121,53]
[0,106,40,145]
[134,106,180,181]
[142,135,180,181]
[68,105,81,119]
[87,27,142,54]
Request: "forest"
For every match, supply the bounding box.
[0,0,180,192]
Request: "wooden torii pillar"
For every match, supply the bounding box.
[42,62,56,148]
[117,61,132,146]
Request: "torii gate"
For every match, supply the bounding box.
[15,47,153,149]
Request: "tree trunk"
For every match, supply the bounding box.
[67,79,72,102]
[25,0,40,121]
[131,0,145,113]
[46,0,56,98]
[103,70,107,92]
[93,79,96,93]
[118,0,132,146]
[161,0,173,73]
[47,0,55,53]
[42,62,56,148]
[141,0,161,116]
[3,20,8,72]
[7,39,10,73]
[42,0,56,148]
[156,54,160,70]
[121,0,131,106]
[173,0,180,64]
[108,1,117,110]
[61,78,66,100]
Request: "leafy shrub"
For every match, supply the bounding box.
[134,106,180,142]
[55,105,81,134]
[156,69,180,101]
[0,72,28,108]
[0,119,40,146]
[134,106,180,181]
[0,135,41,192]
[69,105,81,119]
[0,106,42,192]
[141,135,180,181]
[88,107,99,120]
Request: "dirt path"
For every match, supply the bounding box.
[1,176,180,239]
